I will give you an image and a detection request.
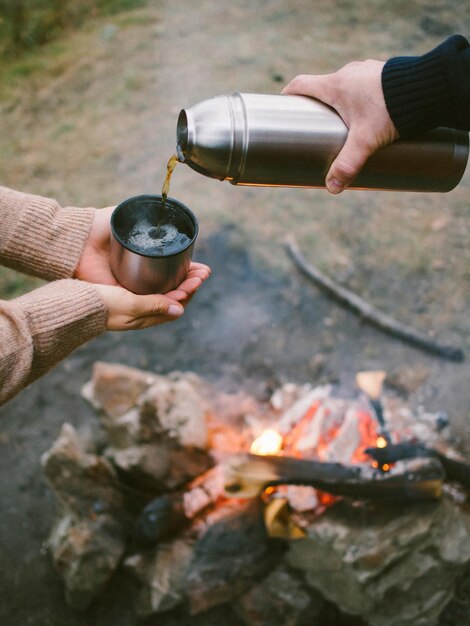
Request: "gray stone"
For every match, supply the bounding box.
[41,423,126,519]
[139,375,208,449]
[48,513,126,610]
[235,564,323,626]
[82,361,156,419]
[124,539,194,616]
[105,443,170,488]
[287,497,470,626]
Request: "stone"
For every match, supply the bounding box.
[164,446,214,490]
[48,513,126,610]
[105,443,170,491]
[82,361,156,418]
[124,539,194,616]
[41,423,126,520]
[235,564,323,626]
[91,372,210,454]
[139,375,208,449]
[287,497,470,626]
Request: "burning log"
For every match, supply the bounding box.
[286,236,464,362]
[134,466,225,544]
[364,442,470,489]
[135,493,187,544]
[224,453,444,501]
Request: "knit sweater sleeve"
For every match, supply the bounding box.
[0,186,108,405]
[0,279,107,405]
[0,185,95,279]
[382,34,470,136]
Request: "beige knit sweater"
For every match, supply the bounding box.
[0,185,107,405]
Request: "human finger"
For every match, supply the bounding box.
[188,261,212,274]
[165,276,203,301]
[96,284,184,331]
[325,127,373,193]
[282,73,336,107]
[125,293,185,329]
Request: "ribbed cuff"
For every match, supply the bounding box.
[382,43,451,136]
[0,186,95,280]
[16,279,107,381]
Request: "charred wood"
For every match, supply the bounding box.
[134,466,225,544]
[224,453,444,501]
[184,499,283,614]
[134,493,187,544]
[365,442,470,489]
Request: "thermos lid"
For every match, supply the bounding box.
[177,94,241,180]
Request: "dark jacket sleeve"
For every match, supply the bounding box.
[382,35,470,136]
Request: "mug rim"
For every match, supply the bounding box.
[110,193,199,259]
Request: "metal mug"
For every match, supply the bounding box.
[110,194,198,295]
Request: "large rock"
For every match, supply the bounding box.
[84,366,209,452]
[48,513,126,610]
[41,423,126,520]
[124,538,194,616]
[138,374,208,449]
[287,497,470,626]
[235,564,324,626]
[83,366,214,490]
[82,361,156,419]
[105,440,213,493]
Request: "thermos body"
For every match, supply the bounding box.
[176,92,469,192]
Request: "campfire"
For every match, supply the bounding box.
[41,362,470,626]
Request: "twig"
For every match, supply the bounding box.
[285,237,464,362]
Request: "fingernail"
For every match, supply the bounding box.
[326,178,344,193]
[168,304,184,317]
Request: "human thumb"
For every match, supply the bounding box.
[325,130,372,194]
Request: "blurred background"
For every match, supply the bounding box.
[0,1,469,624]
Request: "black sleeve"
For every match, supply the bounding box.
[381,34,470,136]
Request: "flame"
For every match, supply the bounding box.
[250,429,283,456]
[376,436,388,448]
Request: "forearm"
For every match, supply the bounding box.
[382,34,470,135]
[0,185,95,280]
[0,279,107,405]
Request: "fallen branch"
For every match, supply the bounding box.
[285,237,464,362]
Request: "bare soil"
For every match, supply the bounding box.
[0,1,469,624]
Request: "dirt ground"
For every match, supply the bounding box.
[0,1,469,624]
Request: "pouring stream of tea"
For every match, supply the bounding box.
[161,154,179,212]
[152,154,179,237]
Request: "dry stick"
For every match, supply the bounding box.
[285,237,464,362]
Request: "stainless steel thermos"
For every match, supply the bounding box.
[176,92,469,192]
